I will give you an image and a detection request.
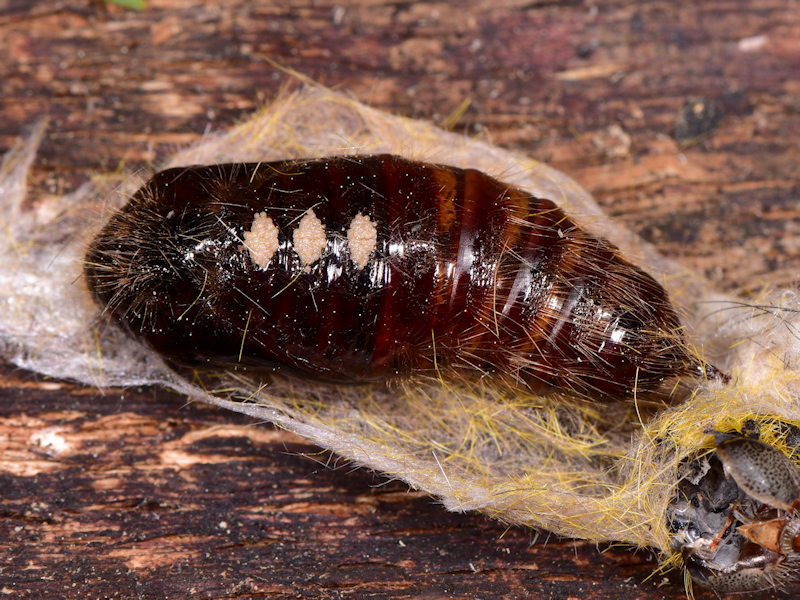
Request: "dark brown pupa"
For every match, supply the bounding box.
[84,154,719,398]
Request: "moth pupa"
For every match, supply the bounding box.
[3,84,800,594]
[83,155,723,399]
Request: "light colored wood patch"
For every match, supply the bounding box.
[243,212,280,270]
[293,209,327,266]
[346,213,378,269]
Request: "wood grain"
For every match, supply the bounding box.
[1,1,798,598]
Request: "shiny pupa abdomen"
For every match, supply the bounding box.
[84,154,705,397]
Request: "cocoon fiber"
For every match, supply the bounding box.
[2,84,799,593]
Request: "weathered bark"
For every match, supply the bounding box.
[1,1,798,598]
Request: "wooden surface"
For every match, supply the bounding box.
[1,1,799,598]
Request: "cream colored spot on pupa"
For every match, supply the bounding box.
[293,209,327,266]
[243,212,279,270]
[346,213,378,269]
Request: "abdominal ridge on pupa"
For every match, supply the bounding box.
[84,154,723,399]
